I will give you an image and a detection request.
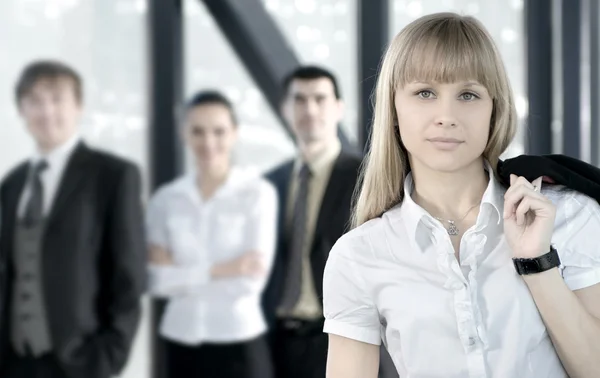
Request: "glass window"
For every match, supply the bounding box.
[184,0,295,173]
[262,0,359,143]
[0,0,149,181]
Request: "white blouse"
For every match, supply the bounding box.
[323,171,600,378]
[146,168,278,345]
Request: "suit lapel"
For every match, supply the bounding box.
[1,164,29,252]
[46,142,91,226]
[4,165,29,221]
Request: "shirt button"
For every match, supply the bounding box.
[468,337,476,346]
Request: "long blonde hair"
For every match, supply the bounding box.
[352,12,517,228]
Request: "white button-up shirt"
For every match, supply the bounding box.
[323,170,600,378]
[146,168,278,345]
[18,135,80,217]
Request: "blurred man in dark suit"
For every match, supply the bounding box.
[263,65,398,378]
[0,60,146,378]
[262,65,360,378]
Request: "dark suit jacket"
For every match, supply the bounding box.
[262,150,362,328]
[498,154,600,201]
[0,142,146,378]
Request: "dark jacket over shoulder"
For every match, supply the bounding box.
[498,154,600,202]
[0,143,146,378]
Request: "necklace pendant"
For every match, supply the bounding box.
[447,221,459,236]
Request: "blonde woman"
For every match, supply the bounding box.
[323,13,600,378]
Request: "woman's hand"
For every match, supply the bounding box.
[231,251,266,277]
[149,244,264,279]
[503,174,557,258]
[149,245,174,265]
[212,251,266,278]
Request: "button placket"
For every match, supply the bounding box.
[433,226,487,376]
[451,232,489,378]
[197,203,209,339]
[465,233,489,348]
[453,288,479,347]
[434,229,468,289]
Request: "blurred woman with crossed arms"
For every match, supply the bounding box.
[146,91,277,378]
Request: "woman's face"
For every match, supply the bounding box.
[183,103,238,171]
[395,80,493,173]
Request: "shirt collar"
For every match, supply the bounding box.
[294,139,341,176]
[173,166,258,204]
[399,160,504,248]
[31,134,81,171]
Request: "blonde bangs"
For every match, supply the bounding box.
[392,15,500,98]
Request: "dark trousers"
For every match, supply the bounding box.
[273,318,328,378]
[165,335,274,378]
[2,348,67,378]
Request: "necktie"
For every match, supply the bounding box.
[280,163,311,312]
[23,160,48,227]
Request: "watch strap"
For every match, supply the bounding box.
[513,246,561,275]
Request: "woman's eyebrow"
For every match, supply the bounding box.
[463,81,484,87]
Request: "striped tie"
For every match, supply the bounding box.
[279,163,311,312]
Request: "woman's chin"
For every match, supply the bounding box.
[413,153,481,174]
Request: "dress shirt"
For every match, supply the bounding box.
[280,139,341,319]
[323,163,600,378]
[146,167,278,345]
[17,135,81,217]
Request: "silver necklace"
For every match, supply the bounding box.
[434,203,480,236]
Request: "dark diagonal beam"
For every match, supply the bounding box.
[201,0,352,149]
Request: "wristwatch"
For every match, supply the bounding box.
[513,246,561,275]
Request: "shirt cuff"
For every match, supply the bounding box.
[323,319,381,346]
[563,267,600,291]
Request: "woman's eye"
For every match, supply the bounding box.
[417,90,434,99]
[460,92,478,101]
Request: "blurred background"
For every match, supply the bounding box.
[0,0,598,377]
